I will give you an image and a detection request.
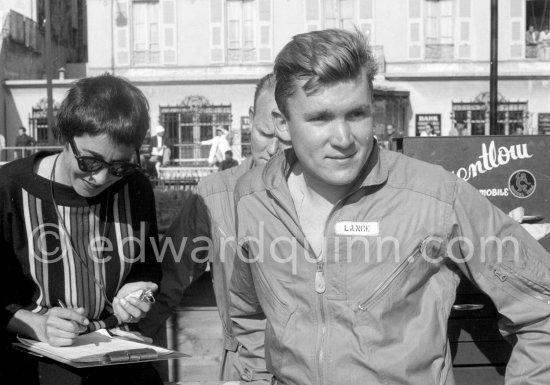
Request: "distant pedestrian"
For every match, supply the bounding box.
[201,127,231,166]
[219,150,239,170]
[143,125,173,176]
[14,126,36,159]
[449,122,469,136]
[0,133,5,161]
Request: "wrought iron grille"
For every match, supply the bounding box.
[159,96,232,161]
[29,107,59,145]
[452,94,528,136]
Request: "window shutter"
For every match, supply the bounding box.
[210,0,224,63]
[358,0,374,42]
[160,0,177,64]
[408,0,423,60]
[305,0,321,32]
[258,0,272,62]
[456,0,471,59]
[114,0,130,66]
[509,0,524,59]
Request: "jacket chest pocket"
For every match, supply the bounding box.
[355,236,443,321]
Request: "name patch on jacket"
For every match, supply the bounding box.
[334,221,379,236]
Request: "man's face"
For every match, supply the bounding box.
[250,88,280,165]
[283,70,374,187]
[387,125,395,135]
[18,129,25,136]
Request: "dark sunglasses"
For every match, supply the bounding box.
[68,137,141,177]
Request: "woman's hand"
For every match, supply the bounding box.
[113,282,158,324]
[43,307,89,346]
[7,307,89,347]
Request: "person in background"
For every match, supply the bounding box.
[526,25,540,58]
[229,28,550,385]
[0,133,5,162]
[219,150,239,171]
[381,124,401,151]
[448,122,469,136]
[512,126,524,135]
[1,74,162,385]
[540,27,550,59]
[201,127,232,167]
[139,73,288,382]
[14,126,36,159]
[144,125,173,176]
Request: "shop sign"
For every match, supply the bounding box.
[403,135,550,250]
[415,114,441,136]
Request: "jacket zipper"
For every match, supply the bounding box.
[357,239,425,311]
[493,265,550,305]
[313,193,357,385]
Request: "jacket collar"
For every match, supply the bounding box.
[262,141,389,193]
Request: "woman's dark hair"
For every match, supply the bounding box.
[55,74,150,149]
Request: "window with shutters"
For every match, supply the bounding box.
[132,1,160,65]
[323,0,355,29]
[425,0,454,60]
[227,0,257,62]
[525,0,549,59]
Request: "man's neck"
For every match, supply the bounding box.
[288,164,351,207]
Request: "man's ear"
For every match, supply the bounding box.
[272,108,292,143]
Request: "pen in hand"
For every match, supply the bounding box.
[56,299,89,334]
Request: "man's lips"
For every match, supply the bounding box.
[327,152,356,160]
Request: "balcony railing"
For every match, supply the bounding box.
[425,43,455,61]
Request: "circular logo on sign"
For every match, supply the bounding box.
[508,170,536,199]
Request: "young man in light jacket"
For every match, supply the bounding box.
[230,28,550,385]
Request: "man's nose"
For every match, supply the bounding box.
[332,120,353,148]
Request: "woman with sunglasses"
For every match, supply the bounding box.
[0,74,162,384]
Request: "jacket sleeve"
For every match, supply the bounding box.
[448,178,550,385]
[138,192,208,341]
[229,203,271,383]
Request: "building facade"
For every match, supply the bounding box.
[1,0,87,152]
[5,0,550,161]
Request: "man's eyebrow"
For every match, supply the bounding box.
[303,110,332,120]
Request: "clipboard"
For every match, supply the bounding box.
[12,329,189,368]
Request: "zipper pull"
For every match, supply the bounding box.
[315,262,326,294]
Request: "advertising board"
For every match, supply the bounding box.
[403,136,550,251]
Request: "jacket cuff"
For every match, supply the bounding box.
[223,334,239,352]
